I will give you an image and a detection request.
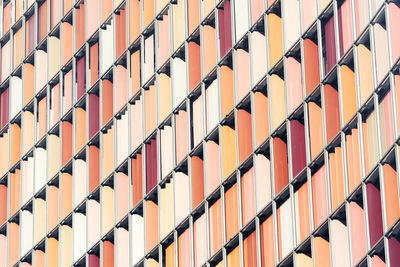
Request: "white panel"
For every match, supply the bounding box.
[282,0,301,50]
[100,22,114,74]
[161,125,173,178]
[131,213,145,265]
[234,0,249,42]
[116,227,129,267]
[34,147,47,193]
[35,50,48,93]
[280,198,294,258]
[255,154,271,212]
[87,199,100,249]
[172,57,187,109]
[10,76,22,120]
[20,210,33,256]
[73,159,87,208]
[206,79,219,133]
[144,35,155,83]
[73,212,87,262]
[117,112,129,165]
[331,219,350,266]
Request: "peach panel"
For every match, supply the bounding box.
[10,170,20,216]
[10,123,21,166]
[61,173,72,219]
[340,65,357,124]
[268,13,283,66]
[389,3,400,63]
[220,65,234,117]
[143,0,155,28]
[314,236,331,267]
[34,198,46,243]
[205,140,221,194]
[158,13,170,67]
[194,214,207,267]
[202,0,214,18]
[349,201,367,264]
[251,0,264,24]
[312,166,328,227]
[23,63,34,105]
[191,156,204,209]
[296,183,310,242]
[270,74,286,130]
[165,242,175,267]
[145,200,158,252]
[116,228,129,267]
[115,65,128,112]
[303,38,320,95]
[221,125,237,179]
[62,22,73,65]
[173,0,185,49]
[188,0,200,34]
[329,147,345,210]
[158,73,172,122]
[225,183,239,240]
[260,216,275,267]
[75,107,86,151]
[227,246,240,267]
[374,23,389,83]
[129,0,141,42]
[13,28,23,69]
[178,228,191,266]
[253,91,269,146]
[354,0,369,36]
[0,185,7,224]
[8,223,19,265]
[286,57,302,113]
[338,0,353,56]
[145,84,157,136]
[235,48,250,102]
[102,127,114,180]
[302,0,317,31]
[243,231,257,267]
[192,95,203,146]
[209,198,222,254]
[47,185,59,231]
[87,0,100,38]
[101,0,113,22]
[237,109,252,163]
[382,163,400,229]
[116,172,129,222]
[241,167,255,225]
[131,48,141,94]
[297,254,312,267]
[34,249,46,267]
[130,98,143,150]
[47,238,59,267]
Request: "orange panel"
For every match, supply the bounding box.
[237,109,253,163]
[273,137,289,194]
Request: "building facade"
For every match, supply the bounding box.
[0,0,400,266]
